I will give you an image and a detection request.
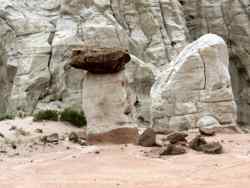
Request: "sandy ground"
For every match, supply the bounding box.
[1,119,250,188]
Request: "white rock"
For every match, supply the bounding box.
[151,34,237,131]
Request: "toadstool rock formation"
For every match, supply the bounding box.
[70,47,138,144]
[151,34,237,132]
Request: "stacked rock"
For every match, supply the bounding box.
[70,47,138,144]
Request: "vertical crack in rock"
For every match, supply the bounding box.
[47,30,56,87]
[109,0,130,35]
[198,49,207,90]
[158,0,171,62]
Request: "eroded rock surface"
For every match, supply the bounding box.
[82,70,138,144]
[151,34,237,131]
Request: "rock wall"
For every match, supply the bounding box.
[0,0,249,126]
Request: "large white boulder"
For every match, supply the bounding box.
[151,34,237,131]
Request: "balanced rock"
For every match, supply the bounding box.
[71,48,138,144]
[151,34,237,131]
[70,47,131,74]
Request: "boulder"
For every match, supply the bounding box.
[137,128,156,147]
[201,142,223,154]
[70,47,131,74]
[189,135,223,154]
[189,135,207,151]
[151,34,237,131]
[198,116,220,136]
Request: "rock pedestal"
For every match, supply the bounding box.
[70,47,138,144]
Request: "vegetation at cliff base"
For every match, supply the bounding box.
[0,113,15,121]
[60,108,87,128]
[33,110,59,122]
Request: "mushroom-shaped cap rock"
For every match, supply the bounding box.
[70,47,131,74]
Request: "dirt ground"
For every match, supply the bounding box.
[1,118,250,188]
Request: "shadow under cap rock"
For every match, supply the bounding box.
[70,47,131,74]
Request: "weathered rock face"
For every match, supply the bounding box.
[82,71,138,144]
[0,0,188,119]
[0,0,249,127]
[181,0,250,126]
[151,34,237,131]
[70,47,130,73]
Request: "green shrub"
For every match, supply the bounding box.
[33,110,59,122]
[0,113,14,121]
[60,108,87,128]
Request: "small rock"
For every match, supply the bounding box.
[11,143,17,150]
[68,132,79,143]
[166,132,188,144]
[0,132,5,138]
[68,132,87,146]
[160,144,186,156]
[199,127,216,136]
[78,139,87,146]
[137,128,156,147]
[189,135,207,151]
[0,150,7,154]
[201,142,223,154]
[41,133,59,144]
[9,126,17,131]
[34,128,43,134]
[16,128,30,136]
[197,116,219,136]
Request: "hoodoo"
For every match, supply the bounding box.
[70,47,138,144]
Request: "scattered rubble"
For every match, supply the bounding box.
[189,135,224,154]
[189,135,207,151]
[166,132,188,144]
[41,133,59,145]
[160,144,186,156]
[200,142,223,154]
[68,132,87,146]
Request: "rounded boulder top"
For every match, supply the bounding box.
[70,47,131,74]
